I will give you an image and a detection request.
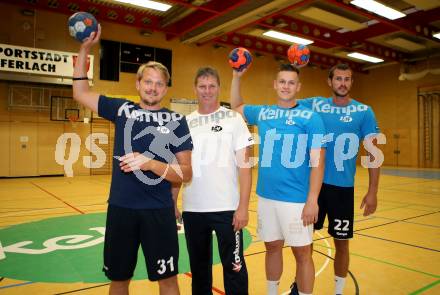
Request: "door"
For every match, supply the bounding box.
[10,122,38,176]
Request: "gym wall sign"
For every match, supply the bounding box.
[0,43,94,79]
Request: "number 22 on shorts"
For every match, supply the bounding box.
[334,219,350,231]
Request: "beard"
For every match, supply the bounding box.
[333,87,349,98]
[141,91,161,106]
[142,98,160,106]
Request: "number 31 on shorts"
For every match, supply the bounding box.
[334,219,350,231]
[157,256,175,275]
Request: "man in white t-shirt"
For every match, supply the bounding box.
[178,67,254,295]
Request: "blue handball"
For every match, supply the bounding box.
[68,12,98,42]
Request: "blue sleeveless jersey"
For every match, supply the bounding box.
[244,104,326,203]
[299,97,379,187]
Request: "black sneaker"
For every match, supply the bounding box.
[289,282,299,295]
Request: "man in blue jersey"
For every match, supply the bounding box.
[294,63,381,295]
[72,26,192,295]
[230,64,326,295]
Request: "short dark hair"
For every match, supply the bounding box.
[279,63,300,75]
[328,63,352,79]
[194,67,220,86]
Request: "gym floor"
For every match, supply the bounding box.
[0,167,439,294]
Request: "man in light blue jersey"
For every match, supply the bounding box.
[294,63,381,295]
[231,64,326,295]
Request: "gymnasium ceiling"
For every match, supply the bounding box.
[2,0,440,72]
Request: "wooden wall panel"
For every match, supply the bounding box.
[38,122,64,175]
[0,122,10,176]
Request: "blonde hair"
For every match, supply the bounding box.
[136,61,170,84]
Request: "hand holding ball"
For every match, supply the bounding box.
[68,12,98,42]
[228,47,252,72]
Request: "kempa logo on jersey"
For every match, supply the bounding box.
[117,102,183,122]
[187,109,237,128]
[0,213,252,283]
[340,115,353,123]
[285,119,296,125]
[311,99,368,115]
[157,126,170,134]
[258,108,312,121]
[211,125,223,132]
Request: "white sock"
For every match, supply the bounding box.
[267,280,279,295]
[335,275,346,294]
[298,292,312,295]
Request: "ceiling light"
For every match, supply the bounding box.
[262,30,314,45]
[300,7,367,31]
[350,0,406,20]
[347,52,384,63]
[434,32,440,40]
[114,0,172,12]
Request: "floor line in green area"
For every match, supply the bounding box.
[314,244,439,279]
[408,279,440,295]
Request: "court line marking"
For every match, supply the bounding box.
[275,231,332,295]
[378,198,440,207]
[184,272,225,295]
[313,244,439,279]
[375,216,440,228]
[354,233,440,253]
[354,214,440,229]
[408,279,440,295]
[316,211,440,254]
[54,283,110,294]
[380,188,440,196]
[313,249,360,295]
[0,203,107,215]
[368,179,438,188]
[29,182,84,214]
[0,281,35,289]
[351,211,440,234]
[314,231,332,277]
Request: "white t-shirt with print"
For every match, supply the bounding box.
[183,106,254,212]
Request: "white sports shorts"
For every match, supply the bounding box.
[257,196,313,247]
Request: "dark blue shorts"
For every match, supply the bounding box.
[103,204,179,281]
[314,183,354,239]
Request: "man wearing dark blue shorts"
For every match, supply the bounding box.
[72,25,192,295]
[296,63,381,295]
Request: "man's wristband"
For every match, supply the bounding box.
[72,77,89,81]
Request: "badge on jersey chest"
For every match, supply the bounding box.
[211,125,223,132]
[339,115,353,123]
